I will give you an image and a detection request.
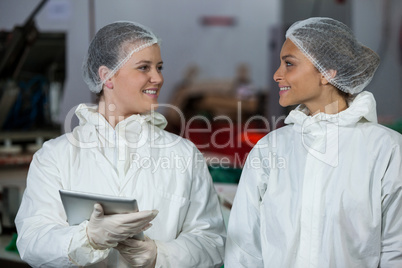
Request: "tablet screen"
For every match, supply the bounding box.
[59,189,139,226]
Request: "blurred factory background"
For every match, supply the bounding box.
[0,0,401,265]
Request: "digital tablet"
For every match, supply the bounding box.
[59,189,144,239]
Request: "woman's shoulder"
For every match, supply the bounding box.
[41,133,74,151]
[157,129,189,143]
[155,129,199,153]
[31,133,73,163]
[254,125,294,144]
[245,125,294,156]
[358,121,402,145]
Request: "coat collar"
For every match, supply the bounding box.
[284,91,378,134]
[74,103,167,145]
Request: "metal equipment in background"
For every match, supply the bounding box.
[0,1,64,237]
[0,0,48,81]
[0,0,65,131]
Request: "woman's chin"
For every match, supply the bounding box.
[279,100,288,108]
[147,103,159,112]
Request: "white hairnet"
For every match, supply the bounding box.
[286,17,380,94]
[82,21,160,93]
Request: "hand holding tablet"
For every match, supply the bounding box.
[59,190,158,244]
[87,203,158,249]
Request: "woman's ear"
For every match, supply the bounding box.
[98,66,113,89]
[321,69,337,85]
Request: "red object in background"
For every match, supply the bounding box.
[185,120,268,167]
[0,154,32,166]
[238,132,266,145]
[200,16,236,26]
[335,0,346,4]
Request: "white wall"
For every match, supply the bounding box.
[283,0,352,26]
[352,0,402,119]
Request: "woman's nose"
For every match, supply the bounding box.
[150,69,163,84]
[273,67,282,82]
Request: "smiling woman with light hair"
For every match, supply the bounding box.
[15,21,226,268]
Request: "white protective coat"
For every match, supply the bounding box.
[225,91,402,267]
[15,104,226,268]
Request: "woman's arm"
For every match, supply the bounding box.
[224,147,265,267]
[153,149,226,268]
[380,142,402,267]
[15,140,110,267]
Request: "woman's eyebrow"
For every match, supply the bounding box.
[134,60,164,65]
[135,60,152,65]
[281,54,297,61]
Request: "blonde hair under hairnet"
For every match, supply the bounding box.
[286,17,380,94]
[82,21,159,93]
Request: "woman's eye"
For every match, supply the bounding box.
[285,61,293,67]
[138,65,149,71]
[157,65,164,72]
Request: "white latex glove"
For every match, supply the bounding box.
[87,203,158,250]
[116,236,157,268]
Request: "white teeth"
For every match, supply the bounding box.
[280,87,290,91]
[143,89,157,94]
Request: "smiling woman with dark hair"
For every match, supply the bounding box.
[225,17,402,268]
